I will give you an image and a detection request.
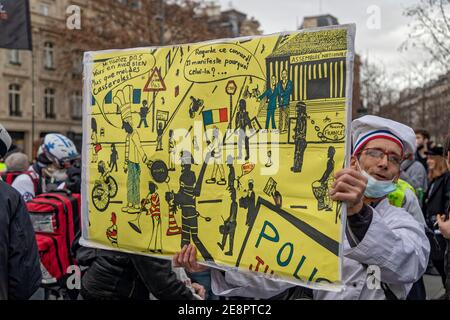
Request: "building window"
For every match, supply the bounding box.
[44,88,56,119]
[72,55,83,75]
[39,3,50,16]
[8,131,26,154]
[129,0,142,10]
[44,42,55,70]
[9,84,22,117]
[70,91,83,120]
[9,50,21,65]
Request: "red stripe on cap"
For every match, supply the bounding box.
[353,135,404,156]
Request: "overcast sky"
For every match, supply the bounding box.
[217,0,425,77]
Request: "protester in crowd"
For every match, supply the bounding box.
[174,115,430,300]
[0,124,42,300]
[400,151,427,204]
[434,135,450,298]
[11,133,79,201]
[416,129,431,171]
[4,152,29,173]
[0,145,23,173]
[0,160,6,173]
[422,145,450,291]
[387,178,427,299]
[72,235,205,300]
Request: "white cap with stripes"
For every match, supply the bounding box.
[351,115,416,157]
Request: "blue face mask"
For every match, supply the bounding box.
[360,170,396,199]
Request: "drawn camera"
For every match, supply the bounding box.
[239,196,248,209]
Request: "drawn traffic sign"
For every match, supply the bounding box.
[225,80,237,95]
[143,67,167,92]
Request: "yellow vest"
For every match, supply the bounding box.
[388,179,416,208]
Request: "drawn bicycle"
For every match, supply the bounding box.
[92,161,118,212]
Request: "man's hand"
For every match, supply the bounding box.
[330,168,368,216]
[173,244,208,273]
[437,214,450,239]
[191,283,206,300]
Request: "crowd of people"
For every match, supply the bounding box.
[0,115,449,300]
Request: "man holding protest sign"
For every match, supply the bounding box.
[174,115,430,300]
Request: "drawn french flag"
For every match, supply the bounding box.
[202,108,228,126]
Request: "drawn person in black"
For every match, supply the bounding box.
[108,143,118,172]
[156,122,164,151]
[239,179,256,227]
[217,156,238,256]
[171,150,213,261]
[313,146,335,211]
[138,100,149,128]
[291,102,307,173]
[235,99,253,161]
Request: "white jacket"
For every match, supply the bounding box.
[211,199,430,300]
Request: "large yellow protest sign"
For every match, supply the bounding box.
[81,24,355,290]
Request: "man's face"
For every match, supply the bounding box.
[354,139,402,181]
[416,134,427,148]
[271,76,276,86]
[282,70,287,81]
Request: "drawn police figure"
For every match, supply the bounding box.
[156,122,164,151]
[235,99,253,161]
[206,126,226,185]
[291,102,308,173]
[144,182,163,253]
[108,143,118,172]
[168,129,176,171]
[172,150,213,261]
[239,179,256,227]
[138,100,149,128]
[218,157,238,256]
[313,146,335,211]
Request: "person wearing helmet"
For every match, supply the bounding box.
[11,133,79,201]
[0,124,42,299]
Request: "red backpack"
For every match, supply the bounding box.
[1,170,40,194]
[27,190,81,281]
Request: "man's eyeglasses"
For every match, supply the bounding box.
[359,148,403,166]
